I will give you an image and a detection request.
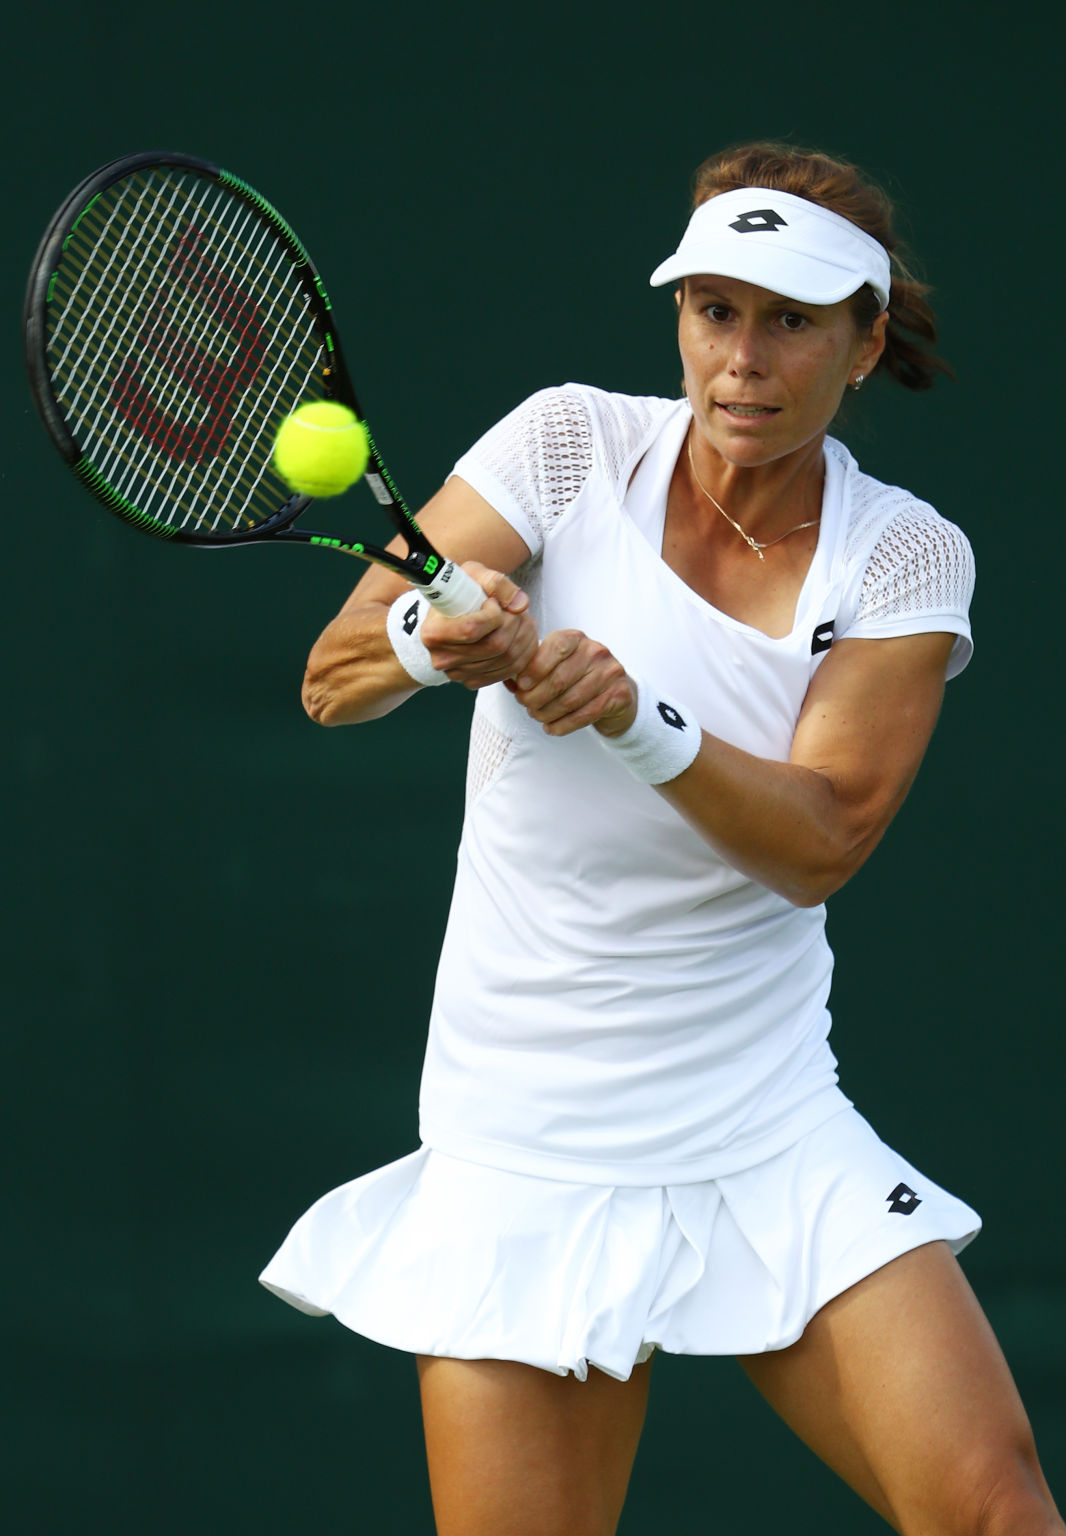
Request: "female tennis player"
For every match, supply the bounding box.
[261,143,1063,1535]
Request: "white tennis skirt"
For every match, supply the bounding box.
[259,1107,980,1382]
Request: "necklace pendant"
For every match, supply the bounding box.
[685,432,818,565]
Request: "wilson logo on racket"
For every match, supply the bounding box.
[111,223,265,461]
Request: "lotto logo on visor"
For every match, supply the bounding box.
[728,208,788,234]
[649,186,891,309]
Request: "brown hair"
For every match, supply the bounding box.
[689,141,952,391]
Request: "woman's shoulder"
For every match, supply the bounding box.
[510,382,682,446]
[826,438,975,676]
[456,385,683,518]
[826,436,973,573]
[452,386,682,554]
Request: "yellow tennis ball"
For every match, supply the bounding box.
[273,401,369,498]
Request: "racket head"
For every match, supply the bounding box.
[24,152,369,550]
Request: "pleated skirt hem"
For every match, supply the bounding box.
[259,1108,980,1382]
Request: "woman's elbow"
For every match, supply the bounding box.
[301,645,416,727]
[774,868,840,909]
[300,642,362,726]
[302,668,341,725]
[784,823,886,908]
[301,665,377,726]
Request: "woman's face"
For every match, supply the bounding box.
[677,275,887,470]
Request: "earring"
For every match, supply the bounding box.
[852,374,865,391]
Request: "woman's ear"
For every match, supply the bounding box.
[860,308,889,377]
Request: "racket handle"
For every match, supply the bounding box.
[421,560,486,617]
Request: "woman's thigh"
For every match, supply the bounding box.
[738,1241,1062,1534]
[416,1354,653,1536]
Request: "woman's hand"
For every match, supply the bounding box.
[301,477,539,725]
[509,629,638,737]
[421,562,540,689]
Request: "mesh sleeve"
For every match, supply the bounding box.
[844,505,976,679]
[449,387,596,557]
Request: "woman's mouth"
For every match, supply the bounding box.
[716,402,780,418]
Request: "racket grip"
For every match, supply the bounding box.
[421,560,486,617]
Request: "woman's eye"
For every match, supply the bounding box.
[780,311,808,331]
[706,304,731,322]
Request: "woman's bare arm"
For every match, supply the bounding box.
[510,627,956,907]
[301,477,539,726]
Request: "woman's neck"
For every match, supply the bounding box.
[686,427,827,544]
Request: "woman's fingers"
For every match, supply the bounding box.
[514,631,636,736]
[421,563,539,687]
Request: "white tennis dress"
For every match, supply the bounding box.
[260,386,981,1379]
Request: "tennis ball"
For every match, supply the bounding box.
[273,401,369,498]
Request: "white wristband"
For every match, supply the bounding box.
[386,590,449,688]
[596,678,701,784]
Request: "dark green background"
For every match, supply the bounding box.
[4,2,1062,1529]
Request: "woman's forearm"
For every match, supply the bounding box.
[655,736,885,908]
[302,600,421,725]
[302,562,540,726]
[515,630,953,909]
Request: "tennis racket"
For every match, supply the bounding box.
[23,150,484,617]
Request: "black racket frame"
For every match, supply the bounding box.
[24,150,447,585]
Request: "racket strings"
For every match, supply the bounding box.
[45,167,326,536]
[66,175,317,529]
[103,189,305,530]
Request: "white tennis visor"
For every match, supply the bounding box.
[649,187,891,310]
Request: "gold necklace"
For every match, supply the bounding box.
[686,437,821,562]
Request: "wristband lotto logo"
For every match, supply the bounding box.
[657,702,687,731]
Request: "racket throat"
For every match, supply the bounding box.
[304,533,443,586]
